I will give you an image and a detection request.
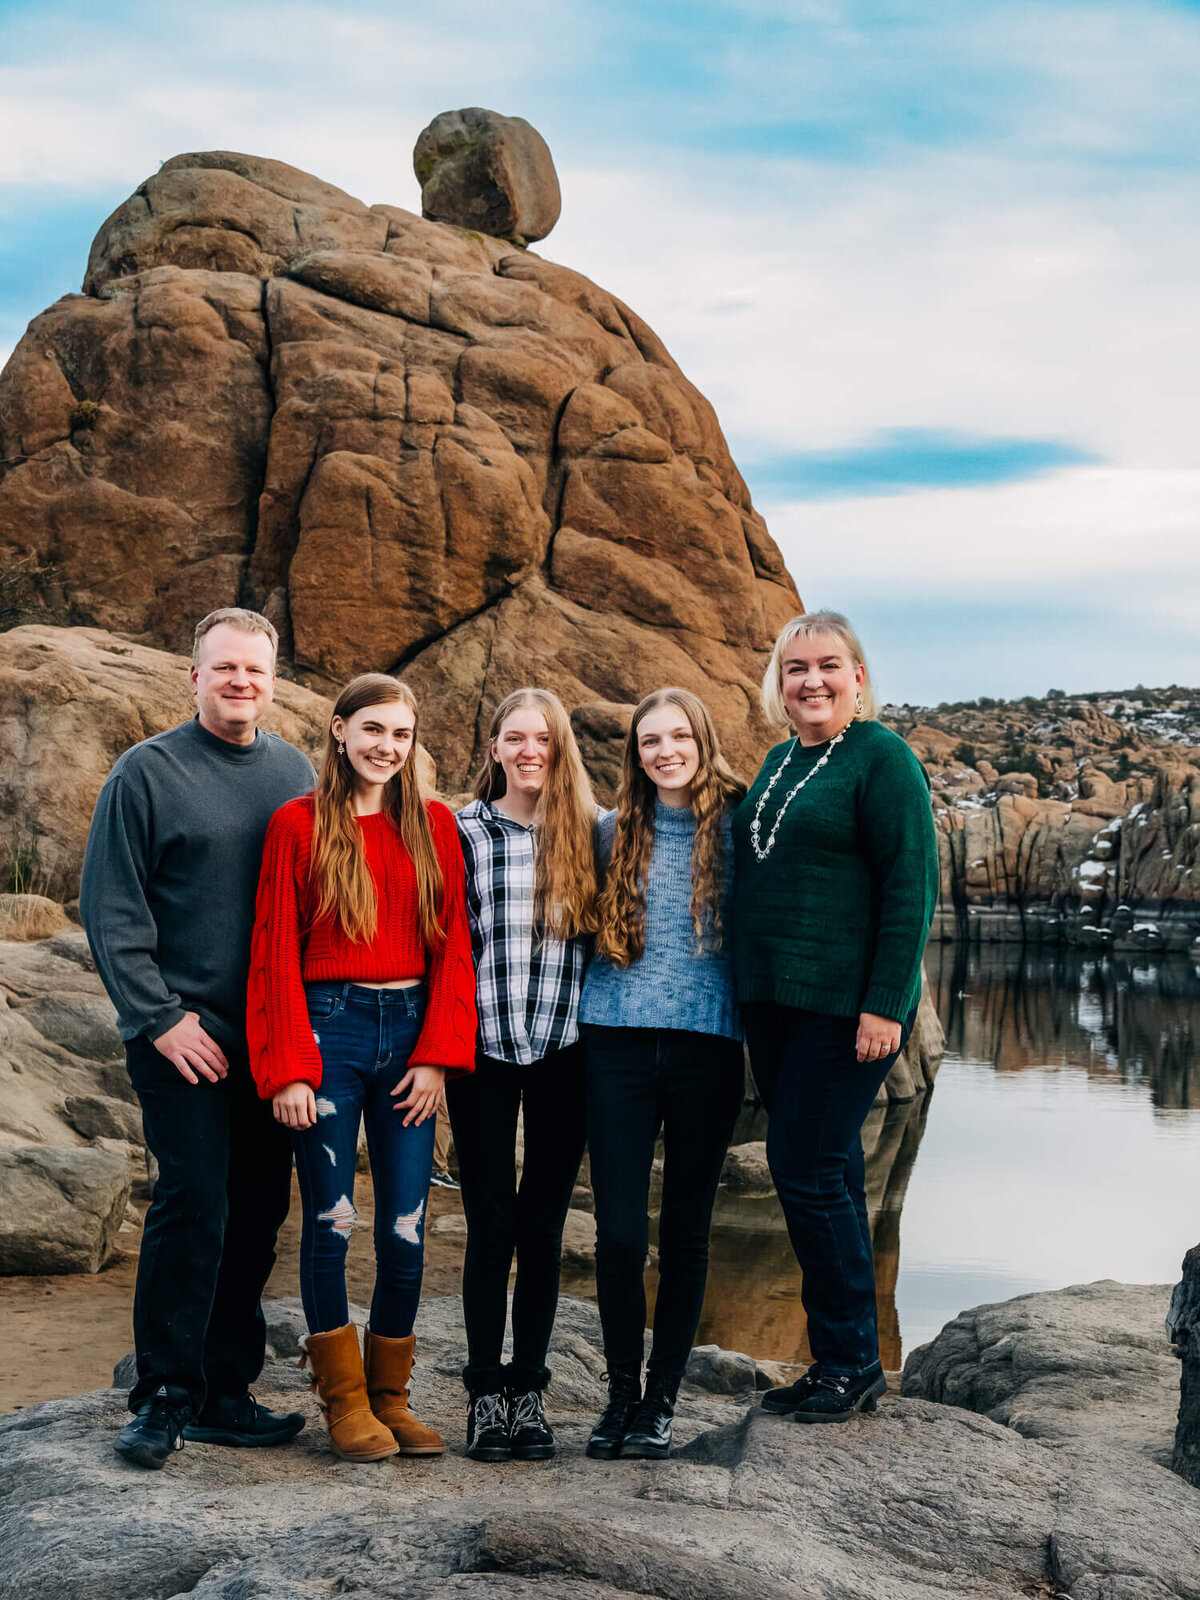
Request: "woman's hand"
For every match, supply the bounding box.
[855,1013,901,1064]
[391,1063,446,1127]
[273,1082,317,1130]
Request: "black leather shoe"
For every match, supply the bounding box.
[620,1373,677,1460]
[507,1388,555,1460]
[182,1392,306,1447]
[791,1369,887,1424]
[586,1369,641,1460]
[465,1391,511,1461]
[760,1365,820,1413]
[115,1395,188,1469]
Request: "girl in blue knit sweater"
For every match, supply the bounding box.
[580,688,746,1460]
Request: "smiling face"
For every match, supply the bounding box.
[332,699,416,792]
[636,701,700,807]
[190,622,276,744]
[493,705,553,801]
[780,630,865,745]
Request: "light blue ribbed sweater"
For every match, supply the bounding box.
[580,801,742,1042]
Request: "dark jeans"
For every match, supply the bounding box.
[446,1042,586,1393]
[293,982,435,1339]
[743,1003,915,1377]
[585,1026,744,1379]
[126,1034,293,1417]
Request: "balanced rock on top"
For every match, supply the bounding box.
[414,107,562,244]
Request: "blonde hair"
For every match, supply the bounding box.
[192,607,278,667]
[596,689,746,968]
[474,688,599,940]
[310,674,444,947]
[761,611,878,727]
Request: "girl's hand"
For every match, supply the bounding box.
[273,1082,317,1130]
[391,1063,446,1127]
[855,1013,901,1064]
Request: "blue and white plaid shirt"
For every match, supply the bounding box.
[456,799,590,1065]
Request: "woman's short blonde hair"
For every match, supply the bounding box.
[761,611,879,727]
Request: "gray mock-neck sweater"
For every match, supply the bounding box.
[580,801,742,1042]
[80,717,315,1049]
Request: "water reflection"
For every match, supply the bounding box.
[926,944,1200,1109]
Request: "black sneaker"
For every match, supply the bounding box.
[115,1392,188,1469]
[182,1392,306,1448]
[508,1388,555,1460]
[791,1369,887,1424]
[760,1365,820,1413]
[465,1391,511,1461]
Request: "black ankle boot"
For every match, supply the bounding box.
[621,1371,678,1460]
[791,1368,887,1424]
[586,1367,641,1460]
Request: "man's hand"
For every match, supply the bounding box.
[855,1012,902,1064]
[272,1082,317,1131]
[153,1012,229,1084]
[391,1063,446,1127]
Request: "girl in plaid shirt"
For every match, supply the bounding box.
[449,688,600,1462]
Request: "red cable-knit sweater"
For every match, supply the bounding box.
[247,795,477,1099]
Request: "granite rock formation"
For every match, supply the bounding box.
[0,138,799,796]
[414,107,562,244]
[1167,1244,1200,1489]
[889,688,1200,947]
[4,1286,1199,1599]
[0,1145,130,1273]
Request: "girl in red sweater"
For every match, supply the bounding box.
[248,674,476,1463]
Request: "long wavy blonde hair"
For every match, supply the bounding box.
[311,675,444,947]
[473,688,599,940]
[595,688,745,968]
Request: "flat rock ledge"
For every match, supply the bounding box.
[3,1289,1198,1600]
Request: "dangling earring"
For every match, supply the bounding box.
[854,692,864,718]
[337,739,346,758]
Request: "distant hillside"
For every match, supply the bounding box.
[880,688,1200,953]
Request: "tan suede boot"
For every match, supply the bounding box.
[364,1328,445,1456]
[300,1323,399,1462]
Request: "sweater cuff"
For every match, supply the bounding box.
[145,1005,188,1043]
[861,984,916,1025]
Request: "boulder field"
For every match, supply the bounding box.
[1,1284,1197,1600]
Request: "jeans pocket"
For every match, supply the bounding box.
[305,986,344,1021]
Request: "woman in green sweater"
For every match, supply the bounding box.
[732,611,938,1422]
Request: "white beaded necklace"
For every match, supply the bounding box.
[749,727,846,863]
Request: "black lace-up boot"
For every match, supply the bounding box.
[586,1366,642,1460]
[620,1369,678,1460]
[507,1385,556,1460]
[791,1368,887,1423]
[760,1364,820,1414]
[465,1390,511,1461]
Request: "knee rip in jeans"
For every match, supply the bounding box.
[317,1194,357,1241]
[392,1198,425,1247]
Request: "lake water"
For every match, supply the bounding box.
[687,944,1200,1369]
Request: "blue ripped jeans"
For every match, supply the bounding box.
[293,982,436,1338]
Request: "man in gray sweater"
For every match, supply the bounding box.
[81,608,315,1468]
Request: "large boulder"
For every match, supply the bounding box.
[414,107,562,244]
[5,1287,1200,1599]
[0,140,800,797]
[1168,1243,1200,1488]
[0,1145,130,1272]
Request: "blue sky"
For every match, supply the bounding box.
[2,0,1198,704]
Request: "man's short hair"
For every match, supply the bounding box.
[192,608,279,668]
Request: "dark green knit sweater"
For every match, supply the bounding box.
[731,719,939,1022]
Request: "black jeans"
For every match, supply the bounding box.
[585,1026,744,1380]
[445,1042,586,1393]
[743,1003,915,1378]
[126,1036,294,1417]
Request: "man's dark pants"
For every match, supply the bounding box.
[126,1036,293,1417]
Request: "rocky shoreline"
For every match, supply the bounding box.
[886,688,1200,952]
[2,1281,1196,1600]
